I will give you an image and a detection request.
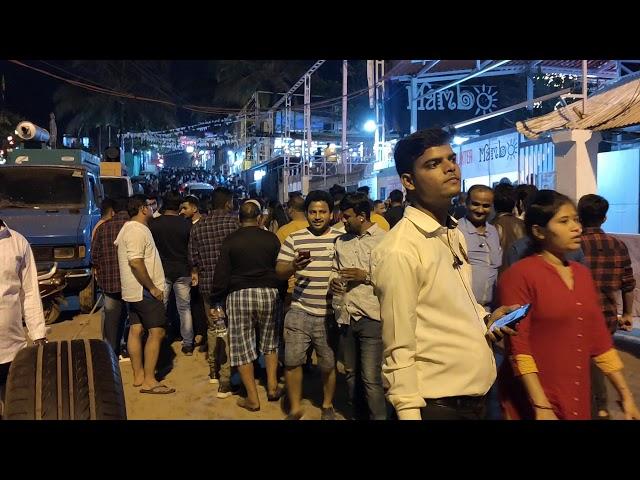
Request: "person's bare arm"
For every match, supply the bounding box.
[129,258,163,301]
[276,255,310,280]
[620,290,635,331]
[519,372,558,420]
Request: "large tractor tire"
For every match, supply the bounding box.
[79,278,96,314]
[3,339,127,420]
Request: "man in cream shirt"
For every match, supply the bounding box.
[371,128,517,420]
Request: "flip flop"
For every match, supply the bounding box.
[133,383,142,388]
[140,384,176,394]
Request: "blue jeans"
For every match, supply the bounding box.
[339,317,387,420]
[102,292,128,356]
[164,277,194,348]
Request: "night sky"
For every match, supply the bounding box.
[0,60,347,133]
[1,60,56,126]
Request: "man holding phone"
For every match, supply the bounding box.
[276,190,343,420]
[371,128,518,420]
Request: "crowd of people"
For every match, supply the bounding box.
[2,127,639,421]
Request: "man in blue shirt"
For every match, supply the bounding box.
[458,185,502,311]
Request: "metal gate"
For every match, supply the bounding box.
[519,135,555,188]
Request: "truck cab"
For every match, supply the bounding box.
[0,149,103,313]
[100,175,134,199]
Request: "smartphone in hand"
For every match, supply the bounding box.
[490,304,531,332]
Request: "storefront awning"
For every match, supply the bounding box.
[516,73,640,139]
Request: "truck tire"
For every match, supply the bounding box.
[79,278,96,313]
[3,339,127,420]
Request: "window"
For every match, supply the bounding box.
[0,167,85,207]
[88,175,102,210]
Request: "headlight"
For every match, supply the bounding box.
[53,247,75,259]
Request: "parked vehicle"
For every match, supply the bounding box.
[0,148,103,314]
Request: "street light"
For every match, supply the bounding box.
[453,136,469,146]
[186,146,195,153]
[363,120,376,132]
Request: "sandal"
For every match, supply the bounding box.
[140,384,176,394]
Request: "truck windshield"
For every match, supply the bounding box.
[0,166,85,208]
[101,178,129,199]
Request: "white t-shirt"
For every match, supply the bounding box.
[114,221,165,302]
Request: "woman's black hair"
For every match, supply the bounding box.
[525,190,575,253]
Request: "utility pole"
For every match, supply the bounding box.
[342,60,348,185]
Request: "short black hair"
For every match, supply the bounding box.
[162,191,182,211]
[393,128,453,176]
[515,184,539,215]
[100,198,115,216]
[357,185,370,195]
[183,195,200,209]
[212,187,232,209]
[578,194,609,227]
[239,200,261,221]
[288,194,305,213]
[127,194,148,218]
[466,185,493,204]
[493,183,516,214]
[288,191,303,199]
[373,199,384,206]
[329,184,346,202]
[304,190,334,213]
[113,196,129,214]
[389,189,404,204]
[340,192,371,220]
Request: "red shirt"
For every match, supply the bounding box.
[497,255,612,420]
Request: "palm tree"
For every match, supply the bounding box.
[53,60,177,150]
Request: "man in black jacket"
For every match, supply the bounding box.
[209,201,284,412]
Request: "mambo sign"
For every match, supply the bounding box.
[406,83,499,116]
[458,132,519,178]
[478,135,518,163]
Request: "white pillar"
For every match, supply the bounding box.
[551,129,602,203]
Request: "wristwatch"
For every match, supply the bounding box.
[365,272,372,285]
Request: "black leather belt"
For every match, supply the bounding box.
[424,395,486,410]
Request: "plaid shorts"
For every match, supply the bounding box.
[226,288,281,367]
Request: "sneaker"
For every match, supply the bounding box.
[209,370,219,384]
[320,406,337,420]
[118,354,130,363]
[181,345,194,356]
[217,383,233,399]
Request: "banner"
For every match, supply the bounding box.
[459,131,519,179]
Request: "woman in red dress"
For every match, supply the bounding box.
[497,190,640,420]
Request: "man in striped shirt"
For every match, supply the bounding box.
[276,190,343,420]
